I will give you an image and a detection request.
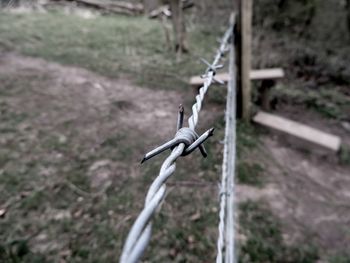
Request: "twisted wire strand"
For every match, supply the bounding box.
[188,26,232,130]
[216,14,237,263]
[120,26,233,263]
[225,33,237,263]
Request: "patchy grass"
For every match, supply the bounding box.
[0,10,227,262]
[237,121,260,155]
[237,162,264,187]
[0,67,145,262]
[0,10,219,91]
[212,114,264,186]
[0,42,225,262]
[339,145,350,166]
[0,239,46,263]
[329,254,350,263]
[0,7,339,263]
[273,84,350,119]
[239,201,319,263]
[207,84,228,105]
[144,191,219,262]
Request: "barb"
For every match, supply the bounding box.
[119,24,233,263]
[141,107,214,164]
[216,13,237,263]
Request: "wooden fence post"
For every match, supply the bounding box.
[234,0,252,120]
[241,0,252,120]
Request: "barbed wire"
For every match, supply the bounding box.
[119,24,233,263]
[216,13,237,263]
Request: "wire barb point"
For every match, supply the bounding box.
[177,105,185,131]
[179,104,184,113]
[209,127,215,136]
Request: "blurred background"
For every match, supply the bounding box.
[0,0,349,262]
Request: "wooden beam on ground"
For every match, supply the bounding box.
[189,68,284,86]
[253,111,341,152]
[59,0,144,15]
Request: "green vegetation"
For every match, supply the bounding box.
[0,9,229,262]
[145,194,218,262]
[0,63,144,262]
[237,121,260,155]
[329,254,350,263]
[274,84,350,119]
[237,161,264,187]
[0,239,46,263]
[0,11,218,90]
[239,201,319,263]
[0,4,348,262]
[339,145,350,166]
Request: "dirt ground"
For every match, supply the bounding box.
[0,52,224,262]
[1,52,350,261]
[238,134,350,253]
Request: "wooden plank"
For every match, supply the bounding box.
[250,68,284,80]
[241,0,252,120]
[189,73,229,86]
[253,111,341,152]
[189,68,284,86]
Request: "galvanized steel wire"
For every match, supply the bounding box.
[216,14,237,263]
[119,24,233,263]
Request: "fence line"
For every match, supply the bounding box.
[120,23,233,263]
[225,19,237,263]
[216,14,237,263]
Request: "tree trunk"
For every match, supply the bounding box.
[169,0,188,58]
